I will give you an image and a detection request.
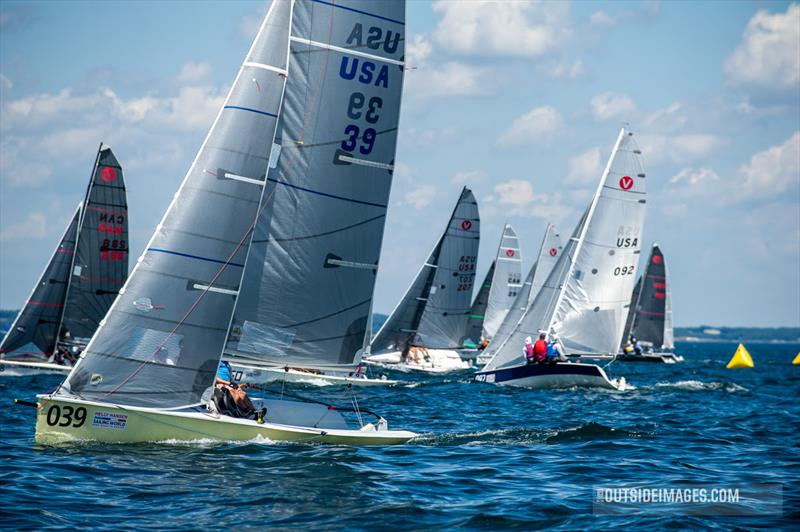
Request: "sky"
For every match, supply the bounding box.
[0,0,798,327]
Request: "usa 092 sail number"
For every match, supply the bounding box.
[45,404,87,427]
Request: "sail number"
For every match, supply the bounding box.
[613,265,635,276]
[45,405,87,427]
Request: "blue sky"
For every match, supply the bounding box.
[1,1,798,327]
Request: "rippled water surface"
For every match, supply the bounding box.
[1,341,799,529]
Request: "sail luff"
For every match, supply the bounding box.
[463,260,495,346]
[544,128,626,338]
[482,224,521,338]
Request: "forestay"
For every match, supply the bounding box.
[371,187,480,352]
[0,206,80,360]
[484,223,562,361]
[226,0,406,368]
[484,128,646,369]
[62,1,291,407]
[61,146,129,342]
[464,261,495,347]
[482,224,521,339]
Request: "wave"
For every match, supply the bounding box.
[413,422,653,446]
[652,380,749,392]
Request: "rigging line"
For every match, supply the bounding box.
[252,213,384,243]
[97,182,280,402]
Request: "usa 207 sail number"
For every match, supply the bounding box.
[45,404,87,427]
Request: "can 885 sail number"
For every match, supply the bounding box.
[45,404,87,427]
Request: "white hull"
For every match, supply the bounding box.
[364,349,471,373]
[33,395,416,446]
[0,359,72,376]
[229,361,400,387]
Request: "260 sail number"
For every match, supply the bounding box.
[45,405,87,427]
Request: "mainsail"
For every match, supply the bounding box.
[464,261,495,347]
[0,206,80,360]
[60,145,129,342]
[626,244,671,349]
[483,128,646,370]
[225,0,406,368]
[371,187,480,353]
[481,224,521,339]
[63,1,291,407]
[484,223,562,360]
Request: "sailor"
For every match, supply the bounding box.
[478,337,490,351]
[630,334,643,356]
[546,335,567,363]
[523,336,536,364]
[533,333,548,363]
[214,360,260,421]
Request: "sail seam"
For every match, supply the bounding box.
[309,0,405,25]
[223,105,279,118]
[148,248,245,268]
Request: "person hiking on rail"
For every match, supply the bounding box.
[533,333,548,363]
[523,336,536,364]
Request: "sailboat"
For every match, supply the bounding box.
[31,0,415,445]
[1,145,128,375]
[462,224,521,355]
[475,128,645,390]
[475,223,562,366]
[619,244,682,363]
[365,187,479,372]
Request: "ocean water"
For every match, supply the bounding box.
[1,341,798,529]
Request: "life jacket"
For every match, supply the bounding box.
[533,339,548,361]
[524,343,535,362]
[546,342,558,357]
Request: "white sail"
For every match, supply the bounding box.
[482,224,521,339]
[483,128,646,370]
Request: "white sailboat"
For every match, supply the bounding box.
[31,0,416,445]
[1,145,128,375]
[474,223,563,367]
[476,128,646,390]
[461,224,522,360]
[365,187,479,372]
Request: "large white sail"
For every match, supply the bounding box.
[484,223,562,361]
[483,128,646,370]
[62,2,291,407]
[371,187,480,352]
[482,224,521,339]
[225,0,406,368]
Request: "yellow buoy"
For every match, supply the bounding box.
[726,343,754,369]
[793,352,800,365]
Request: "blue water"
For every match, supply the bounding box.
[1,341,798,529]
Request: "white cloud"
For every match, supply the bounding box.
[0,211,47,241]
[735,131,800,198]
[642,102,686,131]
[590,10,616,26]
[404,62,485,103]
[542,58,584,80]
[566,147,602,184]
[407,34,432,65]
[431,0,571,57]
[492,179,572,222]
[177,61,211,83]
[497,105,563,147]
[638,133,722,165]
[590,92,636,120]
[724,3,800,91]
[451,170,487,185]
[495,179,540,206]
[0,73,12,91]
[670,167,721,186]
[404,185,437,209]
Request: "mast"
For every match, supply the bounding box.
[544,128,626,339]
